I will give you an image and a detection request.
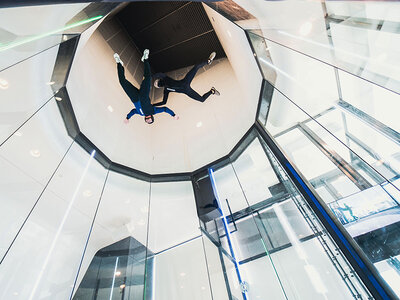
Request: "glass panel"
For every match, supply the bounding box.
[148,181,200,253]
[0,45,61,144]
[275,128,362,199]
[152,238,212,300]
[222,254,245,300]
[71,171,151,299]
[253,36,400,296]
[207,133,371,299]
[211,0,400,94]
[338,69,400,134]
[210,164,287,299]
[0,3,105,70]
[231,139,279,206]
[0,34,77,71]
[251,32,339,121]
[214,164,250,213]
[0,99,71,260]
[250,28,400,191]
[202,236,230,300]
[0,143,107,299]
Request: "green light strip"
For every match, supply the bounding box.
[260,238,289,299]
[0,15,103,52]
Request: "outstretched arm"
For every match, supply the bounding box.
[153,89,170,107]
[154,106,175,117]
[126,109,137,120]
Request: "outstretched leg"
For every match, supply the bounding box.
[117,63,139,102]
[138,53,156,116]
[185,87,213,103]
[182,52,216,85]
[182,61,208,85]
[139,59,152,99]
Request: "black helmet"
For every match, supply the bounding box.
[145,115,154,124]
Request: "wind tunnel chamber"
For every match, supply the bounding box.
[1,1,400,300]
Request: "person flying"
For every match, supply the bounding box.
[153,52,220,106]
[114,49,179,124]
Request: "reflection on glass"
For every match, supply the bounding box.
[73,237,149,300]
[0,3,106,71]
[0,98,72,260]
[28,149,96,300]
[0,143,107,299]
[71,171,151,300]
[201,132,370,299]
[202,236,230,300]
[0,34,76,71]
[252,16,400,295]
[151,238,212,300]
[212,0,400,94]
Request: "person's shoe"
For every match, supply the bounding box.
[208,52,216,65]
[141,49,150,62]
[211,87,220,96]
[114,53,123,66]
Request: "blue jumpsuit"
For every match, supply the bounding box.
[117,61,175,119]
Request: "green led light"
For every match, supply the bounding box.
[0,15,103,52]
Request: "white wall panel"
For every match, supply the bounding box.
[72,171,151,292]
[148,181,199,253]
[153,238,212,300]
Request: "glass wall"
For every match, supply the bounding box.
[197,131,371,300]
[0,110,207,299]
[71,171,150,300]
[0,106,209,299]
[151,238,212,300]
[0,3,112,71]
[208,0,400,95]
[244,4,400,295]
[0,4,207,299]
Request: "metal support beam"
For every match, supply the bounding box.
[346,131,398,178]
[298,122,373,190]
[326,14,400,35]
[337,100,400,146]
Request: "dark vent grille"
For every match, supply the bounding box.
[116,1,187,33]
[115,1,226,73]
[151,31,225,72]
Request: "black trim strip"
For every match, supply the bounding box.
[255,80,266,123]
[238,234,319,265]
[192,125,257,181]
[51,35,80,92]
[50,36,192,182]
[50,29,255,182]
[55,88,80,139]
